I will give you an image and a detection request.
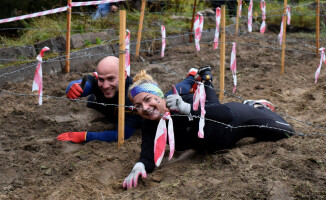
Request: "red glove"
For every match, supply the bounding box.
[67,83,84,99]
[56,132,87,143]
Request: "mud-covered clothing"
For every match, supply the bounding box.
[66,73,141,142]
[138,81,295,173]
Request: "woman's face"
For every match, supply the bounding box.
[132,92,168,121]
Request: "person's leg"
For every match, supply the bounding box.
[93,3,110,20]
[99,3,111,17]
[92,8,101,20]
[225,102,295,140]
[203,81,220,103]
[196,66,219,103]
[165,76,196,96]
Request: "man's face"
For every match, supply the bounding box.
[97,66,119,99]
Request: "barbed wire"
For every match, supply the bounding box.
[0,1,319,34]
[0,27,322,69]
[131,49,326,135]
[1,90,325,137]
[0,0,324,136]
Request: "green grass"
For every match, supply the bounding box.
[0,0,324,48]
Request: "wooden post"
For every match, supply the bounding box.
[65,0,72,73]
[281,0,288,75]
[135,0,146,57]
[219,6,226,102]
[118,10,126,148]
[316,0,320,56]
[235,0,241,37]
[189,0,197,43]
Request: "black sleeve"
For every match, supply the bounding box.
[138,120,157,173]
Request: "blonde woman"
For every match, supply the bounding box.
[123,67,294,189]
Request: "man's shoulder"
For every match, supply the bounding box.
[87,72,98,80]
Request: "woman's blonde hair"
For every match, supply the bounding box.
[132,70,153,83]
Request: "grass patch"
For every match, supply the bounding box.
[0,0,324,48]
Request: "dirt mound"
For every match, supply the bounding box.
[0,32,325,199]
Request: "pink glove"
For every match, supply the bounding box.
[123,162,147,189]
[56,132,86,143]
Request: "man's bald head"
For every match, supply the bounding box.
[96,56,119,75]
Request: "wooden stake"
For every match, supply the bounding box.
[316,0,320,57]
[281,0,288,75]
[219,6,226,102]
[65,0,72,73]
[235,0,241,37]
[118,10,126,148]
[135,0,146,57]
[189,0,197,43]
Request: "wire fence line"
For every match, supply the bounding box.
[0,1,324,137]
[0,29,321,79]
[0,1,320,35]
[1,90,325,137]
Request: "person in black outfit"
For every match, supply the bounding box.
[122,67,295,189]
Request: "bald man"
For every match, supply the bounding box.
[57,56,141,143]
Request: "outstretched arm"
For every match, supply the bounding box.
[56,125,136,143]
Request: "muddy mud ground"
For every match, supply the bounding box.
[0,32,325,199]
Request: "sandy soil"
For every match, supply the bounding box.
[0,31,326,200]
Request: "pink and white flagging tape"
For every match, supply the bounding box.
[260,0,266,34]
[194,12,204,51]
[278,6,291,45]
[248,0,253,32]
[161,25,166,57]
[125,29,130,76]
[0,0,125,24]
[315,47,325,83]
[286,5,291,25]
[230,42,237,93]
[32,46,50,105]
[154,112,175,167]
[238,0,242,18]
[71,0,124,7]
[193,82,206,138]
[214,7,221,50]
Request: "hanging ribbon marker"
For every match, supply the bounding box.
[278,16,285,46]
[239,0,243,18]
[214,7,221,50]
[154,112,175,167]
[193,83,206,138]
[194,12,204,51]
[0,0,125,24]
[278,6,291,45]
[32,46,50,105]
[125,30,130,76]
[315,47,325,83]
[161,25,166,57]
[248,0,253,32]
[287,6,291,25]
[230,42,237,93]
[260,0,266,34]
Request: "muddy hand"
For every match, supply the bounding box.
[123,162,147,189]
